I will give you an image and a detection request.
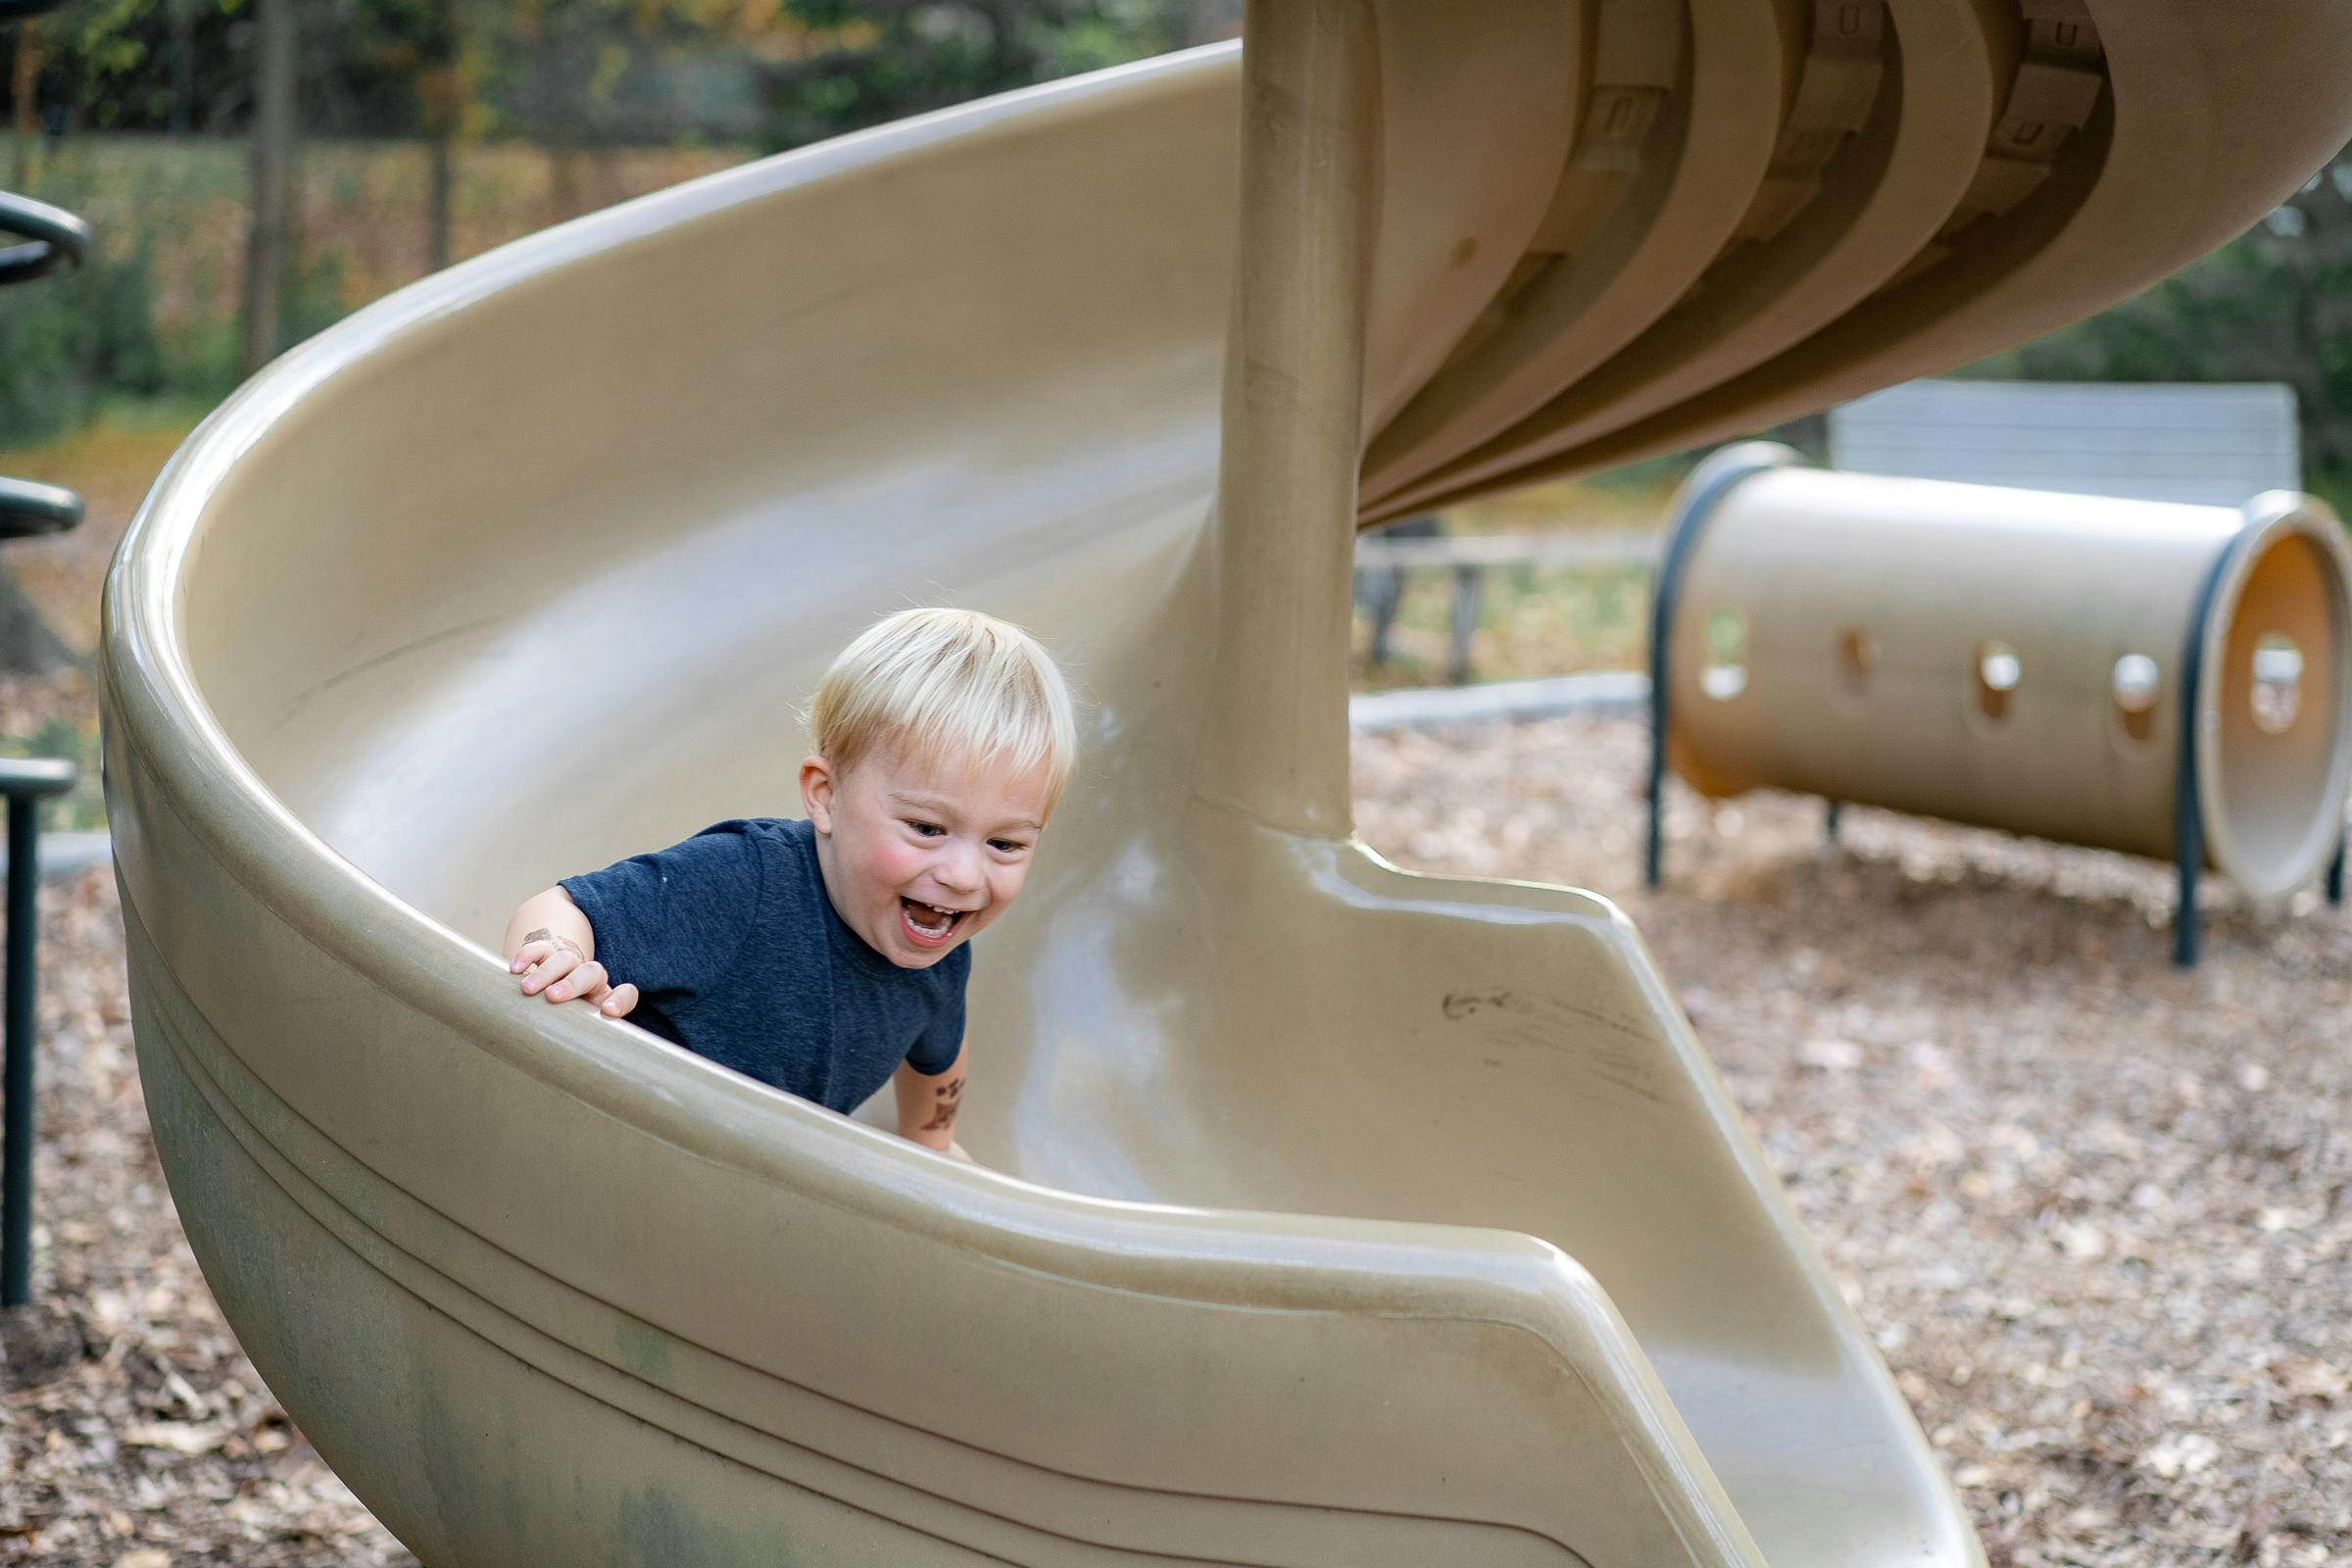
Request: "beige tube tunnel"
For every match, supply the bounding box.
[1649,443,2352,956]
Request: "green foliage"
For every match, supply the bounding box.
[0,180,165,446]
[761,1,1194,151]
[0,1,1213,443]
[282,245,347,347]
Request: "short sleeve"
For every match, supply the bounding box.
[557,820,765,1001]
[903,948,969,1076]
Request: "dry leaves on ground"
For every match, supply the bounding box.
[0,866,416,1567]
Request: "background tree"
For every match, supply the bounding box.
[237,0,294,373]
[759,0,1199,149]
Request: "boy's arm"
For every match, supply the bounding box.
[893,1038,971,1161]
[503,886,593,966]
[503,887,638,1017]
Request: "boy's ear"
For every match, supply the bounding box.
[800,755,837,834]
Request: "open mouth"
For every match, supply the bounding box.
[899,897,972,947]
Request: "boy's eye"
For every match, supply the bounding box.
[909,820,946,838]
[989,839,1029,855]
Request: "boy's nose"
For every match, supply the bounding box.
[935,840,983,894]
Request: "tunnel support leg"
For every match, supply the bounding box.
[1642,446,1799,889]
[2173,845,2201,968]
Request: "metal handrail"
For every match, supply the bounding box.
[0,0,88,1309]
[0,189,90,285]
[0,476,84,540]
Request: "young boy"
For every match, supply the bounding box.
[501,607,1075,1161]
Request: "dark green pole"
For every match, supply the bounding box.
[1,759,76,1307]
[2,796,40,1305]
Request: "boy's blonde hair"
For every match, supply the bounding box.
[808,608,1077,816]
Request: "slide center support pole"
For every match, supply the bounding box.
[1197,0,1378,838]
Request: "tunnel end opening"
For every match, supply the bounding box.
[2196,498,2352,903]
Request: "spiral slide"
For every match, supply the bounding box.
[102,5,2352,1564]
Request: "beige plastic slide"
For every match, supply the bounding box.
[99,4,2352,1564]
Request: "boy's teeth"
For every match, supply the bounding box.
[905,899,956,934]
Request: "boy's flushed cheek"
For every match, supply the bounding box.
[836,819,924,885]
[862,842,931,888]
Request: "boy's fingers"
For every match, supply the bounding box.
[600,983,638,1017]
[520,951,581,995]
[542,958,603,1003]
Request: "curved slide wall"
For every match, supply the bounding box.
[102,5,2352,1565]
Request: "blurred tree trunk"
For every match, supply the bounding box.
[9,19,38,187]
[418,0,459,270]
[548,135,579,222]
[240,0,299,376]
[427,139,453,270]
[170,0,197,135]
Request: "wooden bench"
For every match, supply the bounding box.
[1352,522,1653,681]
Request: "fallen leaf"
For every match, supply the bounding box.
[1800,1037,1865,1072]
[121,1422,227,1456]
[2139,1432,2221,1478]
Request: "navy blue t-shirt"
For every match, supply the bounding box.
[558,817,967,1114]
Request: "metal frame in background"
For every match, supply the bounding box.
[1,761,80,1307]
[0,193,91,541]
[1644,443,1799,889]
[2173,504,2352,967]
[0,2,88,1310]
[1643,453,2349,970]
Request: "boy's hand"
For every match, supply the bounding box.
[511,932,638,1018]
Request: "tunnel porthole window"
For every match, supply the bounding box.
[2111,653,2162,742]
[1973,640,2021,722]
[1837,626,1877,699]
[1700,607,1748,700]
[2251,634,2304,735]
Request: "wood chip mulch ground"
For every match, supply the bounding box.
[2,710,2345,1565]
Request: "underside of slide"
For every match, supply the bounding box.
[101,5,2352,1565]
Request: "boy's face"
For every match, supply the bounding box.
[800,743,1054,968]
